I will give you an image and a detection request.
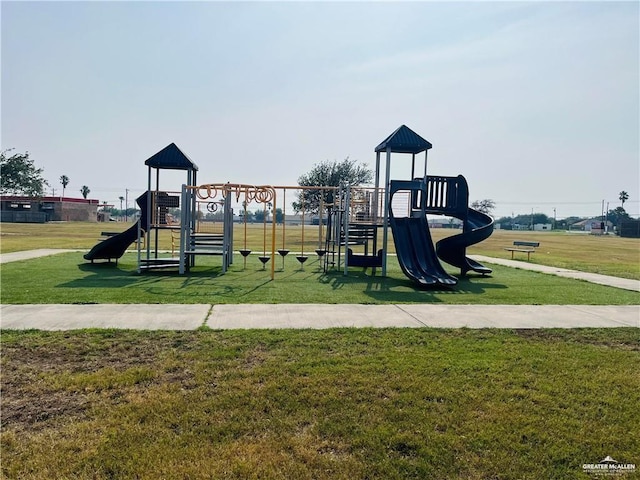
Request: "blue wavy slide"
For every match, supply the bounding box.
[436,207,494,276]
[388,177,493,288]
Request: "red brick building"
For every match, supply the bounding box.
[0,196,100,223]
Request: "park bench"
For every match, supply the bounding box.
[504,240,540,261]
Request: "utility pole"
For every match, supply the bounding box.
[530,208,534,231]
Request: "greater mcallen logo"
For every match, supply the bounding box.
[583,456,636,476]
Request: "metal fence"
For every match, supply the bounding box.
[0,211,48,223]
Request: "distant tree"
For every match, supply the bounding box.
[169,208,181,221]
[561,216,584,227]
[619,191,629,208]
[80,185,90,199]
[237,201,254,223]
[204,210,224,221]
[470,199,495,216]
[512,213,551,227]
[274,207,284,224]
[608,207,630,227]
[60,175,70,198]
[253,209,266,223]
[295,157,373,214]
[0,149,48,196]
[554,216,584,230]
[118,196,125,212]
[495,213,551,229]
[495,216,513,228]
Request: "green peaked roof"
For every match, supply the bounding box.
[144,143,198,171]
[375,125,432,154]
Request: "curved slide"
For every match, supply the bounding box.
[436,208,494,275]
[388,177,493,288]
[83,223,140,264]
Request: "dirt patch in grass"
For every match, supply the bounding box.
[3,329,639,480]
[1,331,203,432]
[1,388,90,431]
[5,329,637,436]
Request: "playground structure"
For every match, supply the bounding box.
[84,126,494,287]
[174,182,387,279]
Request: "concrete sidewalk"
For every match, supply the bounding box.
[1,303,638,330]
[1,249,638,331]
[470,255,640,292]
[0,249,82,264]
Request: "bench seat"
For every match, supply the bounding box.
[504,241,540,261]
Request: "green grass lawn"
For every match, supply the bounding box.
[2,328,639,480]
[2,223,638,479]
[2,222,639,279]
[1,251,639,305]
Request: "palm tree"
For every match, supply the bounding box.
[60,175,69,199]
[80,185,90,199]
[619,191,629,208]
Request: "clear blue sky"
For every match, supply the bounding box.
[2,1,638,219]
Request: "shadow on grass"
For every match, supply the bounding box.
[59,262,219,290]
[56,262,143,288]
[320,269,508,303]
[57,258,507,305]
[59,261,276,302]
[441,274,509,294]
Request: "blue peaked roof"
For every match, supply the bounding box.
[144,143,199,171]
[375,125,432,154]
